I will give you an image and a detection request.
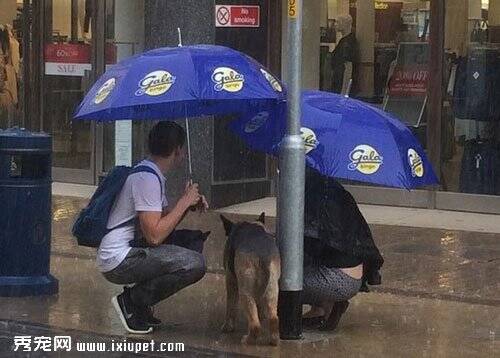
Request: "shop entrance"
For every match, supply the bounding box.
[36,0,100,184]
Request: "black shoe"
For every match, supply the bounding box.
[124,287,162,327]
[138,306,162,327]
[302,316,325,327]
[319,300,349,332]
[112,291,153,334]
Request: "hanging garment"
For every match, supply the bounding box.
[0,50,13,109]
[3,64,17,105]
[452,50,500,121]
[459,139,500,195]
[6,25,20,75]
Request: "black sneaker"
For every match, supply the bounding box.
[138,306,162,327]
[111,291,153,334]
[319,300,349,332]
[123,287,162,327]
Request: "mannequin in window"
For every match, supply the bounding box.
[331,15,357,95]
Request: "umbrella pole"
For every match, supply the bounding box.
[278,0,305,340]
[185,117,193,181]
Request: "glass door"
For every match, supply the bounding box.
[41,0,95,184]
[436,0,500,214]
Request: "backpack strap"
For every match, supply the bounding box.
[109,165,164,231]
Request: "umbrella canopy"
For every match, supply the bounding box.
[73,45,285,121]
[230,90,439,190]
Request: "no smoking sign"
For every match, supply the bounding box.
[215,5,260,28]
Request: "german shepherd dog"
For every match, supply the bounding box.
[220,213,281,346]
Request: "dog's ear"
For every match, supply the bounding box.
[257,212,265,225]
[202,231,211,241]
[220,215,234,235]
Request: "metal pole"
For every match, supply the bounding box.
[185,117,193,179]
[278,0,305,340]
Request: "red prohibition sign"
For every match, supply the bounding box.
[217,6,230,25]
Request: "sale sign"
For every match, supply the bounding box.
[215,5,260,28]
[44,43,117,77]
[388,65,429,97]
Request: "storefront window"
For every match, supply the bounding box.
[321,0,430,186]
[38,0,144,181]
[442,0,500,196]
[0,1,23,129]
[42,0,93,172]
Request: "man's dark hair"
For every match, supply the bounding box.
[148,121,186,157]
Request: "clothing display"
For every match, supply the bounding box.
[452,48,500,121]
[450,45,500,195]
[459,139,500,195]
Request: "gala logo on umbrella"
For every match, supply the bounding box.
[94,78,116,104]
[260,68,282,92]
[212,67,245,92]
[135,70,176,96]
[301,127,318,154]
[408,148,424,177]
[348,145,383,175]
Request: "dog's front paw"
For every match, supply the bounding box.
[221,321,235,333]
[241,334,257,345]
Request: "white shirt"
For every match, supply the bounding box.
[96,160,168,272]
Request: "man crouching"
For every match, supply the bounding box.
[97,122,209,334]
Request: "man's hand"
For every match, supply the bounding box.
[179,181,201,210]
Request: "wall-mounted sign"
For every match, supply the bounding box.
[44,43,117,76]
[402,11,418,25]
[350,1,391,9]
[215,5,260,28]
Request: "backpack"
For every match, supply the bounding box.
[72,165,162,248]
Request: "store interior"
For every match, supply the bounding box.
[323,0,500,197]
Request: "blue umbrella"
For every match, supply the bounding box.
[73,44,284,177]
[74,45,285,121]
[229,90,439,190]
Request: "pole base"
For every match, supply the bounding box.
[0,274,59,297]
[278,290,303,340]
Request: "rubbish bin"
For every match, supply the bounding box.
[0,127,58,296]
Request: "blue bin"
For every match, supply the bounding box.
[0,127,58,296]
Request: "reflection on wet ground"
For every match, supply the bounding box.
[0,196,498,357]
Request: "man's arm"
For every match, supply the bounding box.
[138,202,187,247]
[138,183,200,246]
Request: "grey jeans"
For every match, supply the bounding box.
[103,244,206,307]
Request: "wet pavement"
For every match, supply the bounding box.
[0,196,499,357]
